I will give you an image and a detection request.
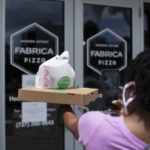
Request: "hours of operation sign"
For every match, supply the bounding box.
[87,28,127,75]
[10,23,59,74]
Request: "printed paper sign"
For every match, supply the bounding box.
[22,74,36,88]
[22,102,47,122]
[21,74,47,122]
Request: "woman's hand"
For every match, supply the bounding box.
[108,99,124,116]
[107,86,125,116]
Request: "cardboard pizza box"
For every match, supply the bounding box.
[18,86,98,105]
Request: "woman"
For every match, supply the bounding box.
[59,50,150,150]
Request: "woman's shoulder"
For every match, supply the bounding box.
[78,111,121,145]
[78,111,105,126]
[79,111,119,125]
[78,111,119,133]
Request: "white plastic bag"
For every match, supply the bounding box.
[35,51,75,89]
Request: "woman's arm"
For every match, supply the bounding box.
[60,105,79,139]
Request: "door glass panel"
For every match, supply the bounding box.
[83,4,132,110]
[5,0,64,150]
[144,2,150,51]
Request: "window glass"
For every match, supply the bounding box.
[83,4,132,110]
[5,0,64,150]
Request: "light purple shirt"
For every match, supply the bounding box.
[78,111,147,150]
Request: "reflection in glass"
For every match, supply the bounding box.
[84,4,132,110]
[5,0,64,150]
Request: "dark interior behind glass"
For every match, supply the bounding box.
[83,4,132,110]
[5,0,64,150]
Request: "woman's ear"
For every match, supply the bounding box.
[125,81,136,99]
[125,81,137,114]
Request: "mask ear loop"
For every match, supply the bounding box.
[123,82,136,115]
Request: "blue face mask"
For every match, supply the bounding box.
[122,82,136,115]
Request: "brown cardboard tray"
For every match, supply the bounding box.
[18,86,98,105]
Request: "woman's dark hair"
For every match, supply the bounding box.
[125,50,150,111]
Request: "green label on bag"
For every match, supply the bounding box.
[57,76,70,89]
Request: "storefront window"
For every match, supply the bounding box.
[83,4,132,110]
[5,0,64,150]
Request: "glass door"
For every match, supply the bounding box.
[74,0,141,149]
[4,0,74,150]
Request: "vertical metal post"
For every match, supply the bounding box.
[64,0,75,150]
[0,0,6,149]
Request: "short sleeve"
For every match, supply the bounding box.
[78,111,105,145]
